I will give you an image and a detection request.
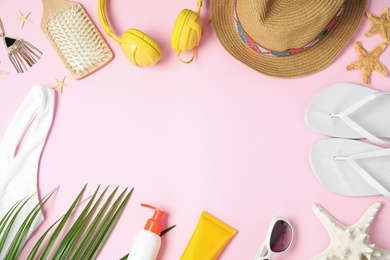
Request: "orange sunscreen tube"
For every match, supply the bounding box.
[180,211,237,260]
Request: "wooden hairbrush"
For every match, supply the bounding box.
[41,0,113,79]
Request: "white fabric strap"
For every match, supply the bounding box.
[1,87,52,158]
[330,92,390,145]
[0,86,54,257]
[334,148,390,198]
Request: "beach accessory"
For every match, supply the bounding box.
[366,8,390,43]
[347,42,387,84]
[41,0,113,79]
[171,0,204,64]
[0,86,54,258]
[305,83,390,145]
[254,216,293,260]
[127,204,165,260]
[0,19,42,73]
[310,138,390,198]
[15,11,32,29]
[311,202,390,259]
[211,0,367,77]
[52,76,68,93]
[180,211,236,260]
[98,0,162,67]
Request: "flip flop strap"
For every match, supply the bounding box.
[335,148,390,197]
[330,92,390,145]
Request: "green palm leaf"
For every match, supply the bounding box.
[86,188,133,260]
[0,197,25,237]
[29,185,133,260]
[4,188,58,259]
[35,184,88,260]
[50,185,107,260]
[0,184,174,260]
[0,195,29,252]
[0,194,35,253]
[26,213,64,260]
[160,225,177,237]
[68,186,121,259]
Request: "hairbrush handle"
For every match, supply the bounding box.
[41,0,73,22]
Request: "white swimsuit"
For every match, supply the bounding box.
[0,85,54,256]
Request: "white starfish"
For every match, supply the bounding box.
[311,202,390,260]
[15,11,32,29]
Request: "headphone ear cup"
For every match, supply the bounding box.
[171,9,202,53]
[120,29,162,66]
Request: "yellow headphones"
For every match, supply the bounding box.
[98,0,204,66]
[98,0,162,66]
[171,0,203,64]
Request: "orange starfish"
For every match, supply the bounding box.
[346,42,387,84]
[366,8,390,43]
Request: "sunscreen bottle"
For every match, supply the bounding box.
[127,204,165,260]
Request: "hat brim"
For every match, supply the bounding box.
[211,0,367,78]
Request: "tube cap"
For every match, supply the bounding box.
[141,203,165,235]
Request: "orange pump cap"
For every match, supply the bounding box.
[141,203,165,235]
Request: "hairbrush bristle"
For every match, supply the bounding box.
[42,3,112,79]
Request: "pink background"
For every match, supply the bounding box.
[1,0,390,259]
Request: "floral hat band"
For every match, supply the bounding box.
[233,0,346,57]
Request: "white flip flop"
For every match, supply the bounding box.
[305,83,390,145]
[310,138,390,197]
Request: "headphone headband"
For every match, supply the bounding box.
[197,0,203,13]
[98,0,121,43]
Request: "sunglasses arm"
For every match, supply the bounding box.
[254,241,268,260]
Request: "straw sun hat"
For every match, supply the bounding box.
[212,0,367,77]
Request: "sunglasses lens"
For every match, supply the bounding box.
[270,220,292,252]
